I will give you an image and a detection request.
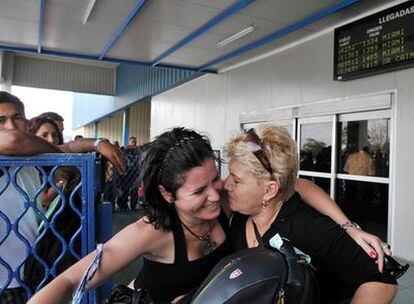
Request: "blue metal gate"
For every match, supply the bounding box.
[0,153,100,303]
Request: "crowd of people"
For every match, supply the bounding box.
[0,90,403,303]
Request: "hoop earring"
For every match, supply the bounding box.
[261,199,269,209]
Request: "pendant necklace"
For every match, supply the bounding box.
[180,220,217,255]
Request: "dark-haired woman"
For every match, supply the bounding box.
[28,127,389,304]
[28,117,66,209]
[28,116,63,146]
[29,128,231,304]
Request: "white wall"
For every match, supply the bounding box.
[151,32,414,261]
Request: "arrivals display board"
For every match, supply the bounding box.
[334,0,414,80]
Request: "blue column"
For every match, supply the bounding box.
[122,108,130,145]
[93,121,98,138]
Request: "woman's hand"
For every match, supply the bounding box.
[346,227,392,272]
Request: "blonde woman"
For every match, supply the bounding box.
[224,124,398,303]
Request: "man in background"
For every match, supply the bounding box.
[117,136,140,210]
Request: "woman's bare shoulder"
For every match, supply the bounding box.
[124,216,172,253]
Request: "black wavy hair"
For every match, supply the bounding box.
[0,91,25,115]
[139,127,217,231]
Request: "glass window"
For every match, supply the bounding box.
[336,180,388,241]
[299,176,330,195]
[299,122,332,173]
[338,119,390,177]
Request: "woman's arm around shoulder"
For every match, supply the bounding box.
[295,178,390,271]
[352,281,397,304]
[28,217,163,304]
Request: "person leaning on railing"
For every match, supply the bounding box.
[0,91,126,304]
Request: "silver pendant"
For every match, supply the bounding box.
[202,234,217,254]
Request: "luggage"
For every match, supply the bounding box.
[191,233,319,304]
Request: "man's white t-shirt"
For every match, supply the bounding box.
[0,166,41,289]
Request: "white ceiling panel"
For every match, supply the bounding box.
[0,0,402,71]
[0,0,39,22]
[240,0,336,25]
[139,0,221,30]
[0,18,38,47]
[180,0,236,10]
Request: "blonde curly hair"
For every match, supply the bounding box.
[225,124,298,201]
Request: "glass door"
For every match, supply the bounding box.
[336,110,391,241]
[297,116,335,195]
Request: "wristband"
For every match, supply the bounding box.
[93,138,109,150]
[340,221,361,230]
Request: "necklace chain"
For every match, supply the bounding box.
[180,220,217,254]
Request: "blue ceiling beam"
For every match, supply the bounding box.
[37,0,46,53]
[0,43,215,73]
[197,0,362,71]
[151,0,255,67]
[99,0,149,60]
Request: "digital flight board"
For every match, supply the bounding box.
[334,0,414,81]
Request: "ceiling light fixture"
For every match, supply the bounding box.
[217,25,255,48]
[82,0,97,25]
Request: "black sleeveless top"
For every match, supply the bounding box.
[134,208,233,303]
[229,193,396,303]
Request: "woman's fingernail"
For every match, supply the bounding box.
[370,251,377,258]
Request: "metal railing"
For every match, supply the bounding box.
[0,153,100,303]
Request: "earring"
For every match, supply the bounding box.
[261,199,269,209]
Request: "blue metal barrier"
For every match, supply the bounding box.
[0,153,100,303]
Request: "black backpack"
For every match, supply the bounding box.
[191,230,319,304]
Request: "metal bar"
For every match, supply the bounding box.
[0,44,215,73]
[37,0,46,53]
[330,114,337,199]
[298,170,333,179]
[85,153,97,304]
[0,153,92,164]
[197,0,362,71]
[151,0,255,66]
[99,0,149,60]
[336,173,389,184]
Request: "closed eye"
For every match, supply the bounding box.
[193,174,219,195]
[193,188,205,195]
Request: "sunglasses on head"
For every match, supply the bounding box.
[244,128,274,176]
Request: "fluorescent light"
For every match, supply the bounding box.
[82,0,97,25]
[217,25,255,48]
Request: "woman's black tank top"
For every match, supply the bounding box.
[134,208,233,303]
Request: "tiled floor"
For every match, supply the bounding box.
[112,210,414,302]
[112,209,143,285]
[394,266,414,303]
